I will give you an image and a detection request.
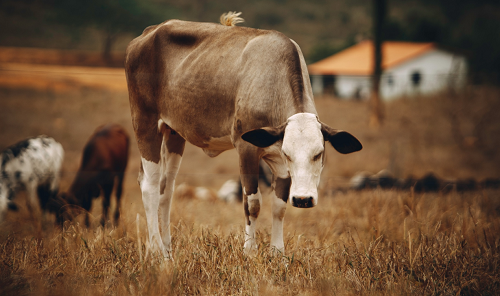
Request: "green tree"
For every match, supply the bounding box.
[48,0,168,64]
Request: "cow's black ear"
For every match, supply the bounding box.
[242,125,285,148]
[320,122,362,154]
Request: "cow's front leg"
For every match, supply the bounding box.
[238,146,261,255]
[158,129,185,257]
[25,181,41,221]
[138,158,163,254]
[271,177,290,253]
[100,178,113,227]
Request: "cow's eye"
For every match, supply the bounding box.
[313,152,322,161]
[283,153,292,162]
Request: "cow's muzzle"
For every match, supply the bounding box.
[291,196,315,208]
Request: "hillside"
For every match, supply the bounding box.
[1,0,499,76]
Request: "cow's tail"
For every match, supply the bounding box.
[220,12,244,26]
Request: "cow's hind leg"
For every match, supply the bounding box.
[82,196,92,227]
[237,144,262,255]
[36,182,54,227]
[36,183,50,213]
[100,176,114,227]
[138,124,185,257]
[158,126,185,256]
[113,172,125,225]
[25,180,42,223]
[139,158,163,252]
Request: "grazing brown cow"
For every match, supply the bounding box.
[56,124,129,227]
[125,12,362,257]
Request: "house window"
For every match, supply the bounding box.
[411,71,422,87]
[322,75,336,96]
[387,74,394,87]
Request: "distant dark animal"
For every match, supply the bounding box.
[413,173,440,193]
[394,177,417,191]
[376,170,396,189]
[125,12,362,256]
[350,170,396,190]
[355,172,440,193]
[56,124,129,227]
[481,178,500,189]
[0,136,64,222]
[349,171,373,190]
[455,178,477,192]
[350,170,498,194]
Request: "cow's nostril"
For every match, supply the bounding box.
[292,196,314,208]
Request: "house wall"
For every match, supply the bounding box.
[311,49,468,101]
[335,75,371,100]
[380,49,467,100]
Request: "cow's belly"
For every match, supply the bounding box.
[164,116,234,157]
[184,133,234,158]
[203,135,233,150]
[160,90,236,156]
[202,135,234,157]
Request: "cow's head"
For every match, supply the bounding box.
[241,113,362,208]
[47,192,80,225]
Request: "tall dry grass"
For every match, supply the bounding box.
[1,85,500,295]
[1,189,499,295]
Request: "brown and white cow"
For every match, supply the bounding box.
[125,12,362,256]
[56,124,129,227]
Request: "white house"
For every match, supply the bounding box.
[308,41,467,101]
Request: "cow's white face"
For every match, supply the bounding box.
[241,112,362,208]
[281,113,324,207]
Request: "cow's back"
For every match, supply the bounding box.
[125,20,313,151]
[1,136,63,191]
[81,124,129,172]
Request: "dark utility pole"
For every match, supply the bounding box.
[370,0,386,127]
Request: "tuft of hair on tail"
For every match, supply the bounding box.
[220,11,244,26]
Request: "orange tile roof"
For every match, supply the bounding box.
[308,40,435,75]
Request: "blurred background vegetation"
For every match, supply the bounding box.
[1,0,499,83]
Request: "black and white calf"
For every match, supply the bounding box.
[0,136,64,222]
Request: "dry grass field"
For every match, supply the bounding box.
[0,63,500,295]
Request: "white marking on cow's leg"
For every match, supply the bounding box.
[271,192,287,253]
[158,128,185,258]
[270,176,290,254]
[262,158,291,254]
[158,151,182,256]
[139,157,164,254]
[236,143,261,255]
[244,189,262,255]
